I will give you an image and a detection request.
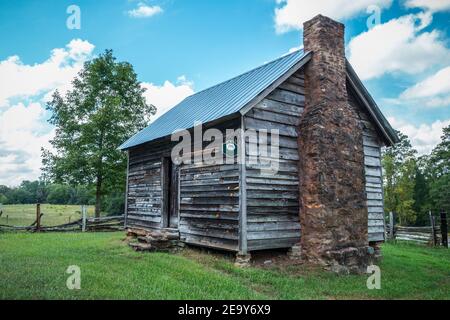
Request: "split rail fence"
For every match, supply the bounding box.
[0,204,124,233]
[386,210,448,248]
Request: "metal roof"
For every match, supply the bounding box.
[119,50,308,150]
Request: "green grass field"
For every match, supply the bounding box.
[0,204,95,227]
[0,232,448,300]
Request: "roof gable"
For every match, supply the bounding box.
[346,61,399,146]
[119,50,310,150]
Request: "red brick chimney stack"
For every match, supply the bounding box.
[299,15,371,274]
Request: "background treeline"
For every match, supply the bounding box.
[383,125,450,226]
[2,124,449,224]
[0,181,124,216]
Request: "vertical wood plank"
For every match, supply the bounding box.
[124,150,130,229]
[389,212,394,240]
[441,209,448,248]
[239,116,248,254]
[429,211,436,246]
[177,168,181,229]
[82,205,87,232]
[161,157,170,228]
[36,203,41,232]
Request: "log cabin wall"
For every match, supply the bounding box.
[126,118,242,251]
[348,88,386,242]
[127,141,174,230]
[178,118,241,251]
[243,70,305,251]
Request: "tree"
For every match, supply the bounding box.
[382,131,418,225]
[42,50,155,216]
[427,125,450,214]
[47,184,71,205]
[0,194,8,205]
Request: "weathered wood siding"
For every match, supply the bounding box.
[349,89,386,242]
[126,119,243,251]
[127,142,172,230]
[243,70,304,251]
[177,119,241,251]
[179,161,240,251]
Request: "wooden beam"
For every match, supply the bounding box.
[124,150,130,228]
[238,115,248,254]
[161,157,170,228]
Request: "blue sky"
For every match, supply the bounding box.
[0,0,449,185]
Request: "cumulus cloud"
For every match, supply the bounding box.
[0,39,94,107]
[0,102,54,186]
[142,76,194,121]
[128,3,163,18]
[400,66,450,107]
[389,117,450,155]
[274,0,393,33]
[404,0,450,12]
[0,39,95,186]
[348,12,450,80]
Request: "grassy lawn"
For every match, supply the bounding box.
[0,232,449,300]
[0,204,95,227]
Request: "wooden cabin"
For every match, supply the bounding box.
[120,15,398,269]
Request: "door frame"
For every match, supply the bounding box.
[161,156,179,229]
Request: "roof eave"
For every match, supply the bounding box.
[345,60,400,146]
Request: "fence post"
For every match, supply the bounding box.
[82,205,87,232]
[441,209,448,248]
[429,211,437,246]
[36,203,41,232]
[389,212,395,240]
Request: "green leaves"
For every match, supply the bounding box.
[383,125,450,225]
[42,50,155,215]
[382,131,417,225]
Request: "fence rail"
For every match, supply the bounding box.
[386,210,448,248]
[0,215,125,232]
[0,204,124,233]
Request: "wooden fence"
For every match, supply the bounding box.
[0,204,124,233]
[386,210,448,248]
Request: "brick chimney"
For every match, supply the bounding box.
[298,15,371,274]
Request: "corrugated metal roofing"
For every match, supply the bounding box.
[119,50,308,150]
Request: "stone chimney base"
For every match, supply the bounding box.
[324,246,373,275]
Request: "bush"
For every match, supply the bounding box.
[103,193,125,216]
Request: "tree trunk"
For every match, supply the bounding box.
[95,175,102,218]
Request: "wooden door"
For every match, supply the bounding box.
[169,164,179,229]
[162,158,179,229]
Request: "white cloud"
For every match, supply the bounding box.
[348,12,450,80]
[142,76,194,121]
[0,102,54,186]
[388,117,450,155]
[0,39,94,186]
[405,0,450,12]
[401,66,450,101]
[128,3,163,18]
[274,0,393,33]
[0,39,94,107]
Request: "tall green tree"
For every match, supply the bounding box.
[412,155,432,225]
[42,50,155,216]
[427,125,450,214]
[382,131,418,225]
